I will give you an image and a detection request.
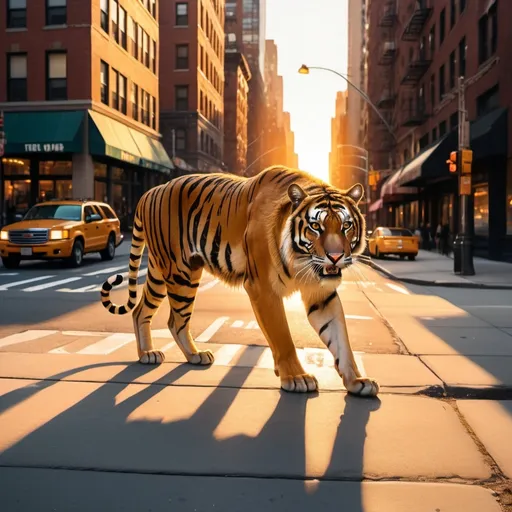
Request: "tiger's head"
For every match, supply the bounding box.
[282,182,366,282]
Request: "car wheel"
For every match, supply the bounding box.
[400,254,406,260]
[68,239,84,267]
[100,233,116,261]
[375,247,380,259]
[2,255,21,269]
[408,254,416,261]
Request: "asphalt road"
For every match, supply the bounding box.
[0,243,510,511]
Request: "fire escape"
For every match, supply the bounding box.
[401,0,433,42]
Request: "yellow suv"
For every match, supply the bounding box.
[0,199,124,269]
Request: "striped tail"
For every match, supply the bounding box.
[100,216,146,315]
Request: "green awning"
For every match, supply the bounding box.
[3,110,84,154]
[88,110,174,173]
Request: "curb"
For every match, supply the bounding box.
[358,257,512,290]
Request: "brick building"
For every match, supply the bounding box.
[223,51,251,175]
[159,0,225,173]
[0,0,173,228]
[367,0,511,261]
[225,0,268,176]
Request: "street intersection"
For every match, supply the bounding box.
[0,243,511,511]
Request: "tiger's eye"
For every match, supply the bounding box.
[310,222,320,230]
[343,221,352,229]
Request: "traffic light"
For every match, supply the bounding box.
[447,151,458,173]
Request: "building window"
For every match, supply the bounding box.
[176,3,188,25]
[111,0,119,43]
[459,37,466,77]
[140,88,147,124]
[439,8,445,45]
[450,0,456,28]
[151,96,156,129]
[175,128,187,151]
[460,0,466,14]
[7,53,27,102]
[430,73,435,107]
[477,85,500,117]
[119,6,127,49]
[131,83,139,121]
[129,18,137,58]
[46,52,67,101]
[450,111,458,131]
[7,0,26,28]
[46,0,66,26]
[474,185,489,236]
[100,60,109,105]
[175,85,188,110]
[449,50,456,89]
[119,73,127,114]
[137,26,143,61]
[489,2,498,55]
[100,0,109,32]
[428,24,435,57]
[432,126,437,142]
[176,44,189,69]
[144,91,150,125]
[111,69,119,109]
[152,40,157,73]
[439,64,445,98]
[439,120,447,136]
[143,31,149,67]
[506,161,512,235]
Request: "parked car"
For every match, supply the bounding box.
[367,226,419,260]
[0,199,124,269]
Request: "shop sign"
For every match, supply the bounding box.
[119,150,138,164]
[24,143,65,152]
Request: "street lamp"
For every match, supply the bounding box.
[298,64,397,142]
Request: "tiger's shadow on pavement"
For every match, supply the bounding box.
[0,358,381,511]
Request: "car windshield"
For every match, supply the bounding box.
[380,228,414,237]
[24,204,82,221]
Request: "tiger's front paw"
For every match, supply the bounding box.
[281,373,319,393]
[187,350,214,366]
[139,350,165,364]
[345,377,379,397]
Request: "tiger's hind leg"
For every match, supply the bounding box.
[133,259,167,364]
[166,267,214,366]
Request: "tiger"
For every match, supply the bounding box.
[100,165,379,397]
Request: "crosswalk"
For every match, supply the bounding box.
[0,264,219,294]
[0,328,366,373]
[0,266,410,295]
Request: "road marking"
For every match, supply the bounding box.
[212,344,242,366]
[0,275,55,290]
[23,277,82,292]
[198,279,219,292]
[160,341,176,352]
[0,272,18,276]
[354,351,367,377]
[346,315,373,320]
[231,320,244,328]
[58,284,99,293]
[82,265,127,276]
[62,330,114,337]
[386,283,410,295]
[0,329,58,349]
[77,332,135,355]
[245,320,259,330]
[195,316,230,342]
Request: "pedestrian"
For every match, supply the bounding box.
[440,223,450,256]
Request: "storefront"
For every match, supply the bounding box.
[0,109,174,228]
[394,107,510,261]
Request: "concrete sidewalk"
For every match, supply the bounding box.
[362,250,512,289]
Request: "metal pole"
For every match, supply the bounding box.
[453,76,475,275]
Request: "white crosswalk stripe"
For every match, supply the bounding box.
[0,267,220,294]
[0,329,365,371]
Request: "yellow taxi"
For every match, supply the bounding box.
[0,199,124,269]
[367,226,419,261]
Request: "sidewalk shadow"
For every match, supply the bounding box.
[0,355,380,510]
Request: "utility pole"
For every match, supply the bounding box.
[453,76,475,275]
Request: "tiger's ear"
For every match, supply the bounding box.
[288,183,308,210]
[345,183,364,205]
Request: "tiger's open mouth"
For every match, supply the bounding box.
[320,265,341,278]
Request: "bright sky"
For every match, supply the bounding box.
[265,0,349,183]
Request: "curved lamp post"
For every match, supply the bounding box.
[298,64,396,141]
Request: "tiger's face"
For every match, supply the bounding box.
[285,182,366,281]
